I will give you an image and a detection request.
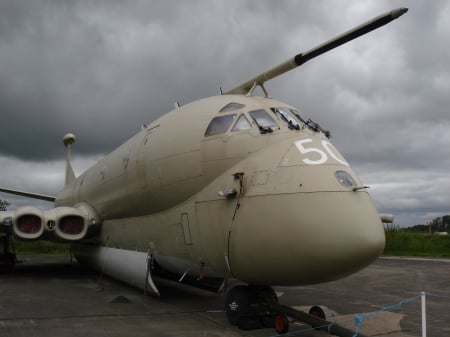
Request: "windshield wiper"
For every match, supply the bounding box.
[258,125,273,134]
[306,118,330,138]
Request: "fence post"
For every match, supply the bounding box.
[421,291,426,337]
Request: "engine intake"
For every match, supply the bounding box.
[17,215,42,234]
[45,205,95,241]
[10,207,45,240]
[0,203,99,242]
[59,216,84,235]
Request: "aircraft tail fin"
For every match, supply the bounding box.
[63,133,76,186]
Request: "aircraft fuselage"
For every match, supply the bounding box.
[56,95,385,286]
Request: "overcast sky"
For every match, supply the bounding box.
[0,0,449,227]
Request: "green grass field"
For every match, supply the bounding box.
[384,229,450,257]
[11,239,70,255]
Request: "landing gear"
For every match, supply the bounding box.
[225,286,278,330]
[225,285,368,336]
[225,285,278,330]
[225,285,250,325]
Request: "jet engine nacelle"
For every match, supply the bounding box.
[0,203,99,241]
[10,206,45,240]
[45,206,89,241]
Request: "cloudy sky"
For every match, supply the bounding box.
[0,0,449,227]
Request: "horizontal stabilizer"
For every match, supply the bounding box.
[0,187,55,202]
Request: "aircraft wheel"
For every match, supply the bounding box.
[274,313,289,334]
[309,305,326,319]
[225,286,250,325]
[251,285,278,304]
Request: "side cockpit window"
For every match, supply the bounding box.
[272,107,301,130]
[249,109,278,133]
[232,114,251,132]
[204,114,236,136]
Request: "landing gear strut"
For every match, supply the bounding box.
[225,285,369,337]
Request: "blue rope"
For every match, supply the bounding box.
[352,315,363,337]
[350,295,420,337]
[268,294,421,337]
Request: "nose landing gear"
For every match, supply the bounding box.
[225,285,368,337]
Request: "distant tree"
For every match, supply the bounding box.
[404,224,429,233]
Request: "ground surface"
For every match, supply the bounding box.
[0,255,449,337]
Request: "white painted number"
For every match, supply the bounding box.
[294,138,349,166]
[294,139,327,165]
[321,140,349,166]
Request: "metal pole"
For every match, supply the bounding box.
[421,291,427,337]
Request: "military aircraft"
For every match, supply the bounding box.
[0,7,407,333]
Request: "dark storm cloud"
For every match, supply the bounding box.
[0,0,291,159]
[0,0,449,226]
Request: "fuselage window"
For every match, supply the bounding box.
[248,109,278,128]
[272,107,301,130]
[204,114,236,136]
[219,102,245,112]
[231,114,252,132]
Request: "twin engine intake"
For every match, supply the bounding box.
[0,203,99,242]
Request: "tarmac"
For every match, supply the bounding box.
[1,255,450,337]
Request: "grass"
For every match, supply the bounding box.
[11,238,70,255]
[384,229,450,257]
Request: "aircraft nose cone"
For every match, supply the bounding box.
[228,191,385,286]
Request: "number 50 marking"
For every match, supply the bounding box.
[294,138,349,166]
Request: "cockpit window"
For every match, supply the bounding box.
[290,109,307,124]
[249,109,278,128]
[219,102,245,112]
[272,107,301,130]
[204,114,236,136]
[231,114,252,132]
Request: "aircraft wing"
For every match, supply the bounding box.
[0,187,55,202]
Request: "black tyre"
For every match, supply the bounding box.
[225,286,250,325]
[251,285,278,304]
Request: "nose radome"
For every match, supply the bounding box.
[227,191,385,286]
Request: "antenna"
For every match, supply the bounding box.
[63,133,76,186]
[225,8,408,96]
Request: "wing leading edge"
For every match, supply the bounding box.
[0,187,55,203]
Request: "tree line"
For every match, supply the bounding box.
[404,215,450,233]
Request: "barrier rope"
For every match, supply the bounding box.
[268,292,441,337]
[350,295,419,337]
